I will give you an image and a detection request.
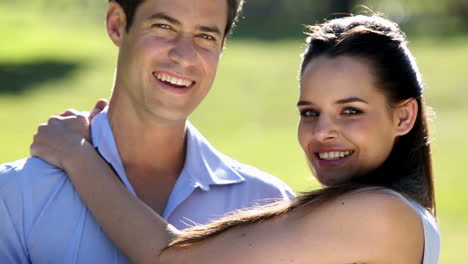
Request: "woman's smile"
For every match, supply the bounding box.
[314,150,355,167]
[298,56,400,186]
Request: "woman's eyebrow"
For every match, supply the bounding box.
[335,97,368,104]
[297,100,314,107]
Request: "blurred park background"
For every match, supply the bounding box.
[0,0,467,262]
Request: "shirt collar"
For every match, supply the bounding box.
[179,122,245,191]
[90,106,137,196]
[90,107,244,193]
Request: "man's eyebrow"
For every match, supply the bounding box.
[335,97,368,104]
[147,12,181,26]
[146,12,222,37]
[198,25,222,37]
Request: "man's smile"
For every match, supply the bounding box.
[153,71,196,89]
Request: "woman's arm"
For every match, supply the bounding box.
[159,187,424,264]
[67,143,178,263]
[31,115,178,264]
[31,115,424,264]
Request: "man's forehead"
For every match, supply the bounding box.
[139,0,228,21]
[146,12,223,37]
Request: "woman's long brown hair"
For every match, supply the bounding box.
[170,15,435,248]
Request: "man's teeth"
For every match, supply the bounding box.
[156,73,193,87]
[318,151,352,160]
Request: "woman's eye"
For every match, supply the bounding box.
[300,109,319,117]
[342,107,362,115]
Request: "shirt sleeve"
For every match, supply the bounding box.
[0,164,30,263]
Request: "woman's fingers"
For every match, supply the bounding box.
[31,115,92,168]
[31,133,62,168]
[55,98,109,125]
[89,99,109,121]
[32,102,102,167]
[59,108,81,117]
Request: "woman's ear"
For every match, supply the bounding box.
[106,1,127,47]
[394,98,418,136]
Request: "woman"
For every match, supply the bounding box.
[31,15,439,263]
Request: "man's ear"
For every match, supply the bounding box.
[106,2,127,47]
[394,98,418,137]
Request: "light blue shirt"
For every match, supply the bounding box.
[0,109,295,263]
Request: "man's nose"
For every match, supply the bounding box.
[169,35,198,67]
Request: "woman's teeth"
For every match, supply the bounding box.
[318,151,352,160]
[156,73,193,87]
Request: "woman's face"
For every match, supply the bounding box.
[298,56,402,186]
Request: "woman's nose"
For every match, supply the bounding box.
[313,116,339,142]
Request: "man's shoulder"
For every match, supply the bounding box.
[0,158,80,230]
[226,158,295,198]
[0,157,65,190]
[187,124,295,198]
[0,157,63,176]
[229,159,283,183]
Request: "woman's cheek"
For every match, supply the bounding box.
[297,121,312,152]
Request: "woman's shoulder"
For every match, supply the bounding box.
[333,187,438,237]
[162,187,428,264]
[289,187,425,263]
[312,187,425,231]
[335,186,422,213]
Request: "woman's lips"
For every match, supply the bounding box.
[313,150,354,167]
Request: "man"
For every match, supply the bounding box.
[0,0,294,262]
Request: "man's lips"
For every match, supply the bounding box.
[153,71,196,89]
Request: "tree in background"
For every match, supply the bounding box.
[328,0,355,18]
[5,0,467,39]
[448,0,468,31]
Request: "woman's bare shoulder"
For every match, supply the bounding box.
[161,188,424,264]
[319,187,421,219]
[291,187,424,263]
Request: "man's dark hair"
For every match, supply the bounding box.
[109,0,244,38]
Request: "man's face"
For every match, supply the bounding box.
[115,0,228,123]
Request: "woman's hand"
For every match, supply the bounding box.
[30,99,109,169]
[88,99,109,121]
[30,112,91,169]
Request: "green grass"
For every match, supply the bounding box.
[1,4,467,263]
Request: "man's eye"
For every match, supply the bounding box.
[153,24,171,30]
[300,109,319,117]
[342,107,362,115]
[200,34,216,41]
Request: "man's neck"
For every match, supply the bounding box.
[107,102,187,180]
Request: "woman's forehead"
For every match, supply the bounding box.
[300,56,384,99]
